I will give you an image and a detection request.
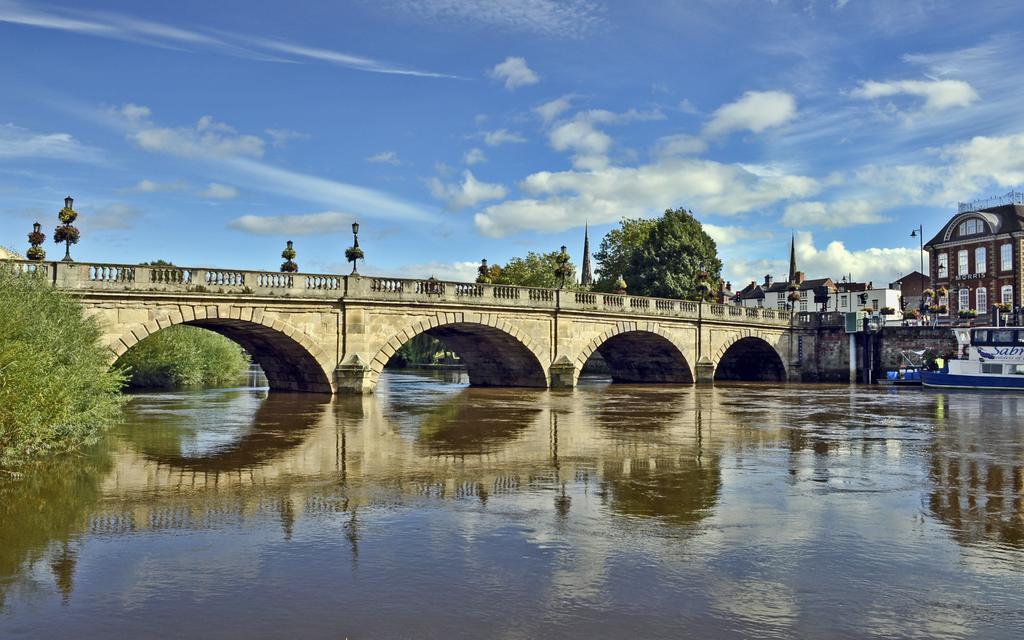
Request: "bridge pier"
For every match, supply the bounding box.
[335,357,373,394]
[694,357,716,384]
[549,356,576,390]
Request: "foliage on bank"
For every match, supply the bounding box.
[0,269,126,469]
[117,325,251,389]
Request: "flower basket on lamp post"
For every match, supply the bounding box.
[26,222,46,261]
[53,195,80,262]
[346,222,363,275]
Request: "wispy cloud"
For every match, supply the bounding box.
[199,183,239,199]
[0,1,455,77]
[120,179,188,193]
[377,0,603,38]
[0,123,100,162]
[367,150,401,165]
[109,104,435,222]
[229,211,354,235]
[482,129,527,146]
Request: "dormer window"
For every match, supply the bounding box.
[958,218,986,236]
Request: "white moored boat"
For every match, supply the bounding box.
[921,326,1024,390]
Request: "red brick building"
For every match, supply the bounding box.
[924,196,1024,321]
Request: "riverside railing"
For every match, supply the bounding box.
[1,259,794,326]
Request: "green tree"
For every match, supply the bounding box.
[0,269,125,469]
[116,325,251,389]
[592,218,657,292]
[595,208,721,299]
[492,251,576,289]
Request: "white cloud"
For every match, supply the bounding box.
[367,150,401,165]
[118,103,151,121]
[474,157,819,237]
[428,170,507,211]
[850,79,979,112]
[794,232,919,285]
[370,260,481,282]
[0,123,99,161]
[724,232,920,287]
[86,202,142,230]
[121,179,187,193]
[129,113,265,159]
[264,128,309,146]
[535,95,574,123]
[548,120,612,170]
[781,200,889,228]
[678,98,699,114]
[483,129,527,146]
[199,183,239,199]
[488,56,539,90]
[703,224,773,247]
[388,0,601,37]
[228,211,354,235]
[703,90,797,138]
[464,147,486,165]
[653,133,708,157]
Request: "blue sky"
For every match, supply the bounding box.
[2,0,1023,287]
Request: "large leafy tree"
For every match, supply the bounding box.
[491,251,576,289]
[595,208,721,299]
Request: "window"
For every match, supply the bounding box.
[977,287,987,314]
[982,363,1003,374]
[973,329,989,344]
[840,294,847,308]
[800,300,807,312]
[938,253,948,278]
[872,299,879,310]
[958,250,969,275]
[1001,244,1012,271]
[959,218,985,236]
[992,329,1015,344]
[959,288,969,310]
[1002,285,1014,305]
[777,298,786,310]
[975,247,987,273]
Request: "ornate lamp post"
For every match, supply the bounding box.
[345,222,363,275]
[554,245,571,289]
[54,195,80,262]
[280,240,298,272]
[476,258,491,284]
[910,225,925,309]
[26,222,46,261]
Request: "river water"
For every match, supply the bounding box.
[1,371,1022,639]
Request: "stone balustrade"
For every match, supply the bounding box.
[2,259,794,326]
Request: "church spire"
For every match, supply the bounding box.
[788,233,797,283]
[580,222,593,287]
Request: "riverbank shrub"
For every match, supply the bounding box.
[116,325,250,389]
[0,269,126,469]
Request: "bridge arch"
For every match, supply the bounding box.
[713,335,787,382]
[575,327,694,385]
[108,307,335,393]
[368,316,548,390]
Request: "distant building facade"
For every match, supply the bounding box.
[0,246,23,259]
[924,194,1024,319]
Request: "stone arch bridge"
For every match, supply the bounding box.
[5,260,800,393]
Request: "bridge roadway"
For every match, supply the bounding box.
[4,259,798,393]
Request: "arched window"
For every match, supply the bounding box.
[958,218,987,236]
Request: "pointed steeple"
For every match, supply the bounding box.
[580,222,593,287]
[788,233,797,284]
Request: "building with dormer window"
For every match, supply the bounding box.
[925,192,1024,320]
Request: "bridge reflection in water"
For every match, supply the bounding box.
[1,374,1023,638]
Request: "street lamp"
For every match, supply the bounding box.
[345,221,363,275]
[910,225,925,309]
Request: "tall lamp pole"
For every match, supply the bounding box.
[910,225,925,309]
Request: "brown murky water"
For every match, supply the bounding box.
[1,371,1022,639]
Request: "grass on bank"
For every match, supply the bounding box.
[116,325,251,389]
[0,269,126,469]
